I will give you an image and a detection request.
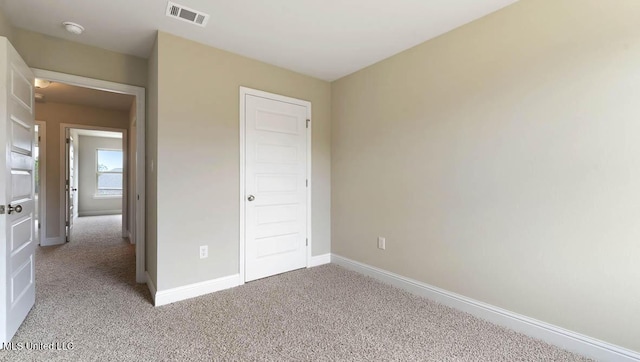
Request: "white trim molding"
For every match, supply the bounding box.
[35,121,47,246]
[78,210,123,217]
[153,275,241,307]
[43,236,65,246]
[308,253,331,267]
[146,271,157,304]
[331,254,640,362]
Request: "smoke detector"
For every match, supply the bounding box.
[166,2,209,27]
[62,21,85,35]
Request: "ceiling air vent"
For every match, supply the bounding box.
[166,2,209,27]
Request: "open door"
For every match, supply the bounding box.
[64,128,76,242]
[0,37,36,343]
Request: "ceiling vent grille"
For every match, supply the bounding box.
[166,2,209,27]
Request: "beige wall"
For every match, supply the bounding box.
[0,6,13,43]
[77,136,123,216]
[154,32,331,290]
[145,36,158,287]
[331,0,640,352]
[35,102,129,240]
[12,28,146,87]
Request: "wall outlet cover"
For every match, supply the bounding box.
[200,245,208,259]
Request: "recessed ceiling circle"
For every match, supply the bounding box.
[62,21,85,35]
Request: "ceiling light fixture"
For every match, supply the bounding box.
[34,79,51,89]
[62,21,85,35]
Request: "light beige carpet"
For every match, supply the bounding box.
[0,215,592,361]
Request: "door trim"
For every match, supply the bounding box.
[33,69,147,284]
[239,87,312,284]
[35,121,46,245]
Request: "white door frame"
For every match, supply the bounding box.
[238,86,312,284]
[35,121,46,245]
[60,124,126,241]
[33,69,147,284]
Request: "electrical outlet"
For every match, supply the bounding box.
[200,245,208,259]
[377,237,386,250]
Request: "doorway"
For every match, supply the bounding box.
[63,127,126,243]
[32,69,146,283]
[239,87,312,283]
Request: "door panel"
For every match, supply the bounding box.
[10,66,32,110]
[244,93,308,282]
[11,169,31,200]
[1,37,36,343]
[11,117,32,152]
[11,257,33,305]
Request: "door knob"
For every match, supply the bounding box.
[8,204,22,214]
[247,195,255,202]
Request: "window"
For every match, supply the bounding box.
[96,149,123,196]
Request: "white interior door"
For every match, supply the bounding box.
[0,37,36,343]
[244,91,310,282]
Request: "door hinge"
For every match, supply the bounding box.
[306,179,308,187]
[38,222,41,229]
[306,119,310,129]
[38,136,41,142]
[66,138,70,144]
[65,221,70,227]
[306,238,308,246]
[0,205,5,214]
[137,194,140,201]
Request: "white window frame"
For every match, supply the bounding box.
[95,148,124,198]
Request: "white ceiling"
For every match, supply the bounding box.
[2,0,518,81]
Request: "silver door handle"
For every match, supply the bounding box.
[8,204,22,214]
[247,195,255,202]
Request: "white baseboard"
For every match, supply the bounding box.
[154,274,241,307]
[136,269,147,284]
[331,254,640,362]
[308,253,331,267]
[78,210,122,217]
[41,236,65,246]
[145,271,156,304]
